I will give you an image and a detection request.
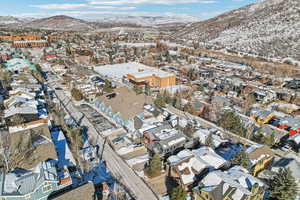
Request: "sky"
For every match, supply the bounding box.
[1,0,261,20]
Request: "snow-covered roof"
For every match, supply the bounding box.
[200,167,264,200]
[95,62,174,82]
[1,160,58,196]
[194,128,228,148]
[4,105,38,118]
[192,147,227,169]
[168,147,226,185]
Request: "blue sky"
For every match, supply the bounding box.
[1,0,260,20]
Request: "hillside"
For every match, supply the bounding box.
[25,15,95,31]
[0,16,24,26]
[92,15,198,27]
[174,0,300,60]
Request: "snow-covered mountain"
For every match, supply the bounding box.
[0,14,197,30]
[91,15,199,27]
[174,0,300,60]
[24,15,96,31]
[0,16,25,25]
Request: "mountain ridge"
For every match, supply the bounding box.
[174,0,300,59]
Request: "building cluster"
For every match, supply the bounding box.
[0,28,300,200]
[0,52,115,199]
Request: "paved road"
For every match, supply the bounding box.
[48,79,158,200]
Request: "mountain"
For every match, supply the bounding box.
[91,15,199,27]
[0,16,25,26]
[25,15,95,31]
[174,0,300,60]
[0,14,197,30]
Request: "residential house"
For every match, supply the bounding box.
[193,166,266,200]
[0,160,60,200]
[168,147,227,190]
[193,128,228,148]
[142,123,188,157]
[95,86,152,129]
[277,116,300,136]
[246,144,275,176]
[250,108,274,125]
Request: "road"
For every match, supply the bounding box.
[47,79,158,200]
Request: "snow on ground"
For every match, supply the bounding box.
[51,130,76,168]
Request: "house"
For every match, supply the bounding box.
[0,160,60,200]
[255,124,289,145]
[246,144,275,176]
[168,147,227,190]
[12,40,48,48]
[95,86,152,128]
[110,133,149,172]
[142,123,188,157]
[4,105,39,126]
[193,128,228,148]
[277,116,300,136]
[45,54,57,62]
[193,166,266,200]
[4,58,31,73]
[211,96,232,110]
[250,108,274,125]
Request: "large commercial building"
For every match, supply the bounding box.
[95,62,176,88]
[12,40,48,48]
[126,69,176,88]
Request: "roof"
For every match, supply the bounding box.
[4,105,38,118]
[279,116,300,129]
[246,144,274,162]
[272,153,300,180]
[0,160,58,196]
[52,182,95,200]
[95,62,174,82]
[199,167,264,200]
[4,58,31,71]
[192,147,227,169]
[194,128,228,148]
[98,86,152,120]
[250,108,272,119]
[168,147,227,185]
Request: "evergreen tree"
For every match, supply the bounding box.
[231,148,251,170]
[103,79,113,93]
[146,154,162,177]
[133,85,143,95]
[183,104,196,115]
[218,111,246,136]
[270,168,298,200]
[205,133,214,148]
[71,88,83,101]
[154,93,166,108]
[174,97,182,110]
[162,91,172,104]
[170,185,186,200]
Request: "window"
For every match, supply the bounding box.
[43,185,52,193]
